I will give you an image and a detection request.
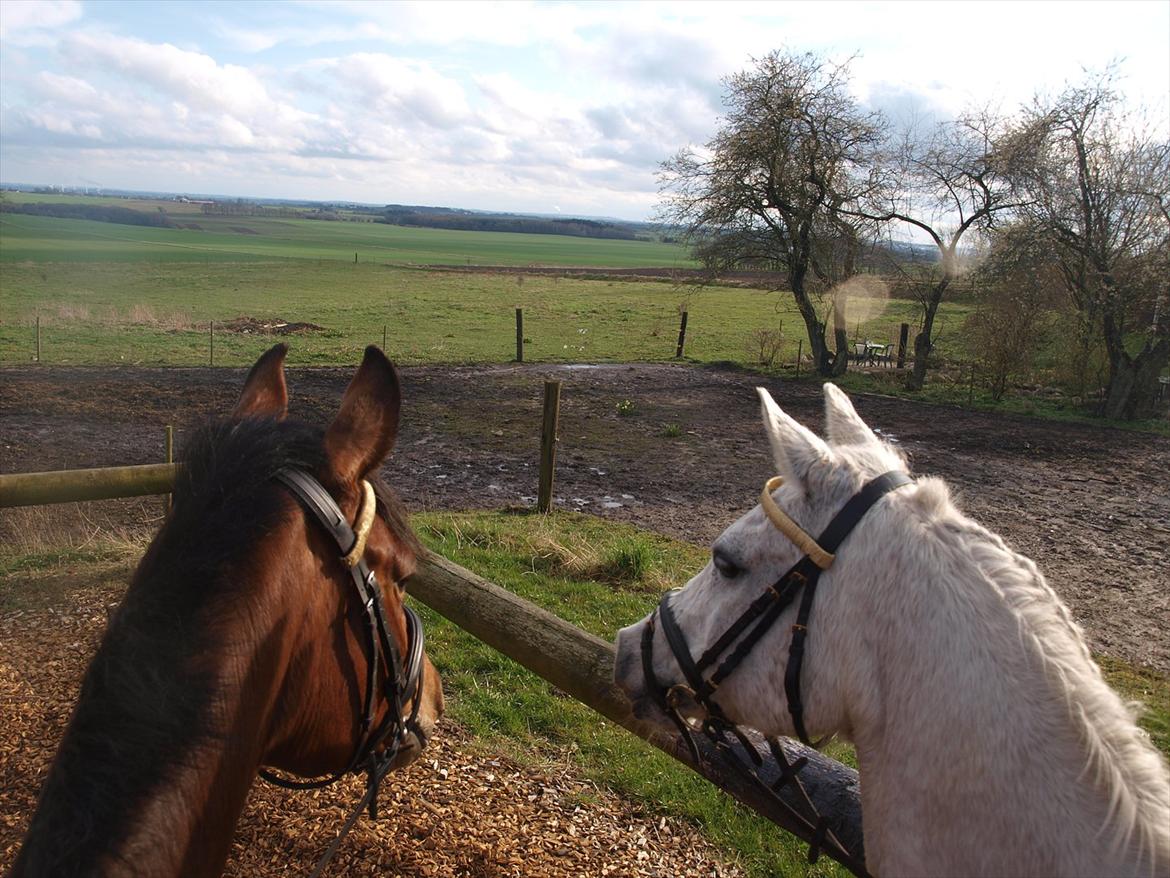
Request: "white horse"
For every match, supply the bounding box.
[614,384,1169,877]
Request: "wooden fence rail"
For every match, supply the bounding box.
[0,463,867,874]
[0,463,178,508]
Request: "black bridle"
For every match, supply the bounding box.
[259,467,428,876]
[640,470,911,869]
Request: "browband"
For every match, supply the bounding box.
[760,476,835,570]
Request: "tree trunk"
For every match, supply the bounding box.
[905,277,950,392]
[831,326,849,376]
[790,270,833,377]
[1102,338,1170,420]
[830,289,849,377]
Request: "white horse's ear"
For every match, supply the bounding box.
[823,383,877,446]
[757,387,831,484]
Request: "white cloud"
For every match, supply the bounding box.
[0,0,81,45]
[1,0,1164,219]
[61,33,273,118]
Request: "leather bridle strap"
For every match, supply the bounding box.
[782,470,912,743]
[640,469,910,872]
[259,468,425,795]
[646,470,913,746]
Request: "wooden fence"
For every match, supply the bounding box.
[0,463,867,874]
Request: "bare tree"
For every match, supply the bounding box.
[657,50,885,377]
[856,110,1020,389]
[1007,71,1169,419]
[966,223,1063,400]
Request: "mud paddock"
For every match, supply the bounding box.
[3,363,1166,672]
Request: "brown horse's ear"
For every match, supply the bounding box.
[233,343,289,419]
[323,346,401,485]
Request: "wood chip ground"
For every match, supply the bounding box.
[0,576,742,877]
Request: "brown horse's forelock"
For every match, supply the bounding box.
[17,415,417,875]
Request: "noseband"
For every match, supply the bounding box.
[260,468,428,874]
[640,470,911,867]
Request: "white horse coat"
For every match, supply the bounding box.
[614,385,1169,877]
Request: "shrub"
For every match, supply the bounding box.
[746,327,784,366]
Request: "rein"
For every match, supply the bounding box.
[641,470,911,870]
[259,467,427,877]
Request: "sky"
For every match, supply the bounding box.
[1,0,1167,221]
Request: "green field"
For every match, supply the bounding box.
[0,193,977,375]
[0,197,692,267]
[6,198,1154,428]
[0,259,949,369]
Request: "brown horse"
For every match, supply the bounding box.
[11,344,444,877]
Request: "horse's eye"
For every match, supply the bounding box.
[712,548,742,579]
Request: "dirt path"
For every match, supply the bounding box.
[2,363,1168,672]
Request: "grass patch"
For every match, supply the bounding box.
[413,509,847,877]
[835,370,1170,435]
[1096,655,1170,754]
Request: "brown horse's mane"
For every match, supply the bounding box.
[17,414,417,875]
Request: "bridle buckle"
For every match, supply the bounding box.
[666,683,699,710]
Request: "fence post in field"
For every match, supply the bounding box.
[515,308,524,363]
[209,321,215,366]
[968,363,976,406]
[538,380,562,513]
[795,339,803,378]
[354,252,358,264]
[675,311,689,358]
[897,322,909,369]
[383,324,387,351]
[164,425,174,514]
[35,315,41,363]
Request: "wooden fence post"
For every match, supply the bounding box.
[164,425,174,514]
[675,311,689,358]
[515,308,524,363]
[383,324,387,351]
[968,363,977,406]
[35,315,41,363]
[209,321,215,366]
[795,339,803,378]
[538,380,562,513]
[897,323,909,369]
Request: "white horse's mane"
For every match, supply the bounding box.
[904,473,1169,871]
